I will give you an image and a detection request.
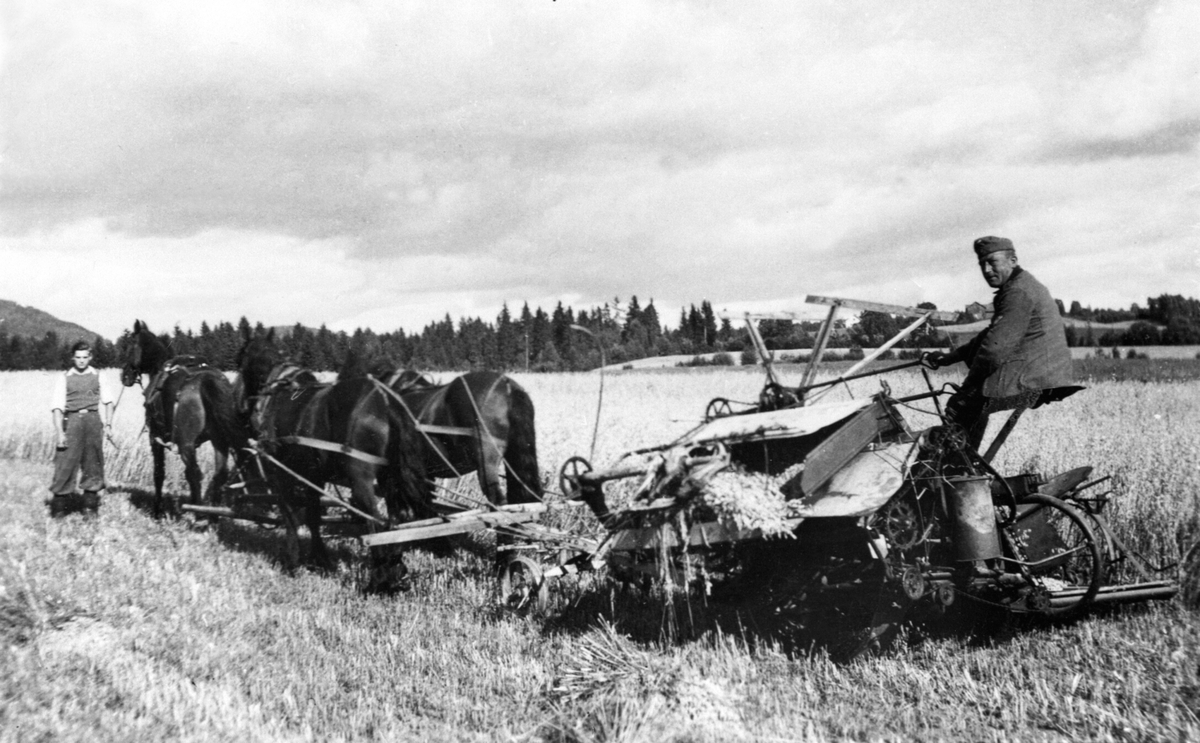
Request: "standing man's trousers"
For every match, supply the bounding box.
[50,409,105,495]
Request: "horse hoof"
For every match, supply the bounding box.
[307,558,337,575]
[363,577,408,595]
[421,536,456,558]
[363,566,411,595]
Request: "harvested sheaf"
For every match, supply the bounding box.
[694,463,804,539]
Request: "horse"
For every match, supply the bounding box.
[370,364,543,508]
[235,331,430,589]
[120,320,247,517]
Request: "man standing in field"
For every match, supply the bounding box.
[49,340,115,516]
[922,236,1078,451]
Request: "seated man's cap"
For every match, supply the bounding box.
[973,235,1014,257]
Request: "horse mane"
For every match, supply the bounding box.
[168,354,209,369]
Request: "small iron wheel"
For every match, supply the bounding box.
[500,556,549,614]
[900,566,926,601]
[704,398,735,421]
[557,456,593,500]
[935,583,955,607]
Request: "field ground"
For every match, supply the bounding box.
[2,368,1200,741]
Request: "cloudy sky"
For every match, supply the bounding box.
[2,0,1198,340]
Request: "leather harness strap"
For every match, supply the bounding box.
[276,435,390,466]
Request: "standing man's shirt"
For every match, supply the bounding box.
[51,367,115,413]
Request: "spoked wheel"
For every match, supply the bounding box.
[1004,494,1104,617]
[557,456,593,500]
[704,397,735,421]
[500,556,549,614]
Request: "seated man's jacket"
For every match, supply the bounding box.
[943,266,1074,399]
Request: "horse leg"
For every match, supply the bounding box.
[475,441,518,574]
[478,443,508,507]
[360,468,404,592]
[205,446,230,508]
[179,442,203,508]
[151,439,168,518]
[277,490,303,574]
[306,489,334,572]
[348,460,387,522]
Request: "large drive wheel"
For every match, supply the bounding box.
[1004,494,1104,617]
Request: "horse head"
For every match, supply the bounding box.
[121,319,169,387]
[234,328,279,403]
[339,347,369,379]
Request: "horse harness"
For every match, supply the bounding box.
[142,357,213,446]
[247,364,489,481]
[249,364,394,468]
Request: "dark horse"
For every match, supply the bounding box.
[120,320,247,517]
[235,331,430,587]
[371,365,543,507]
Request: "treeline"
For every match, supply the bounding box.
[1063,295,1200,346]
[0,331,119,371]
[102,298,735,373]
[3,293,1198,373]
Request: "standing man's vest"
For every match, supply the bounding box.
[65,372,101,413]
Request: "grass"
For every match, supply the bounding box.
[2,366,1200,741]
[1074,357,1200,383]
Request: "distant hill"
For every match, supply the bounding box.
[0,299,104,342]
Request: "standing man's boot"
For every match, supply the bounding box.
[49,494,75,517]
[81,491,100,515]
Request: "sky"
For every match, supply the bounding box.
[2,0,1198,340]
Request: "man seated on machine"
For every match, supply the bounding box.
[922,236,1081,453]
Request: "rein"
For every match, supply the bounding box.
[244,446,387,526]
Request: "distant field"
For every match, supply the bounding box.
[2,367,1199,740]
[1071,345,1200,360]
[610,345,1200,371]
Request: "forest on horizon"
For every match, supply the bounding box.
[2,294,1199,373]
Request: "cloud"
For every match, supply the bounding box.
[2,0,1196,337]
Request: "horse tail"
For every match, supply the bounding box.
[385,390,434,522]
[504,379,542,503]
[198,372,247,452]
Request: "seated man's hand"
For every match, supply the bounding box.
[920,351,949,369]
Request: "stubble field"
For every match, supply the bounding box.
[1,365,1198,742]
